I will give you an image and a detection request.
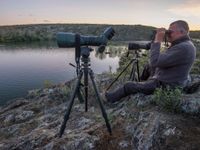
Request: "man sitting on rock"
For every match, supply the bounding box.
[105,20,196,103]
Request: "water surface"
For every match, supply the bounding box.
[0,43,123,105]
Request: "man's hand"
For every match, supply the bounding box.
[154,28,166,43]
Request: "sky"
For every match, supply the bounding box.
[0,0,200,30]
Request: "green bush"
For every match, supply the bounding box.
[61,86,71,98]
[191,59,200,74]
[153,87,182,112]
[43,80,53,88]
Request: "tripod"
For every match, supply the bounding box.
[106,49,141,92]
[59,46,112,137]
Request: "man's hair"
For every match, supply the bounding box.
[170,20,189,34]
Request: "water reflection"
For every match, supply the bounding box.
[0,43,123,105]
[0,41,57,50]
[94,46,126,60]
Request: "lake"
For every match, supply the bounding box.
[0,42,124,105]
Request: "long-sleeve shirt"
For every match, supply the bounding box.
[150,35,196,87]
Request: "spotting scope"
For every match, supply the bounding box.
[57,27,115,48]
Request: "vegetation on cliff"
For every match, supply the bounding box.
[0,24,199,43]
[0,24,158,43]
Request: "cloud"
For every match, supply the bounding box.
[43,20,51,23]
[167,0,200,17]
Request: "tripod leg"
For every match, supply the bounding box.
[106,59,135,91]
[84,65,89,112]
[59,71,83,138]
[130,60,140,82]
[129,62,136,81]
[77,84,84,103]
[136,59,140,82]
[89,69,112,135]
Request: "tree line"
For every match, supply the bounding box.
[0,24,156,43]
[0,24,199,43]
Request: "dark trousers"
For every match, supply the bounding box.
[106,79,161,103]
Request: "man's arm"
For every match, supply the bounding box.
[150,43,187,68]
[149,27,190,68]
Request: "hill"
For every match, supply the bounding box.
[190,30,200,39]
[0,24,156,43]
[0,24,199,44]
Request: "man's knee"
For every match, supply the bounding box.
[124,81,138,95]
[124,80,158,95]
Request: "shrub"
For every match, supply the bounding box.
[43,80,53,88]
[153,87,182,112]
[191,59,200,74]
[61,86,71,98]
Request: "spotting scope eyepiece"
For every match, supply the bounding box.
[56,27,115,48]
[103,27,115,40]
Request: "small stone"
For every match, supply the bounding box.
[4,114,15,124]
[5,124,20,135]
[40,93,46,97]
[136,95,153,107]
[48,89,54,93]
[15,111,34,122]
[66,129,72,134]
[89,107,95,113]
[120,110,127,117]
[74,104,85,112]
[181,99,200,114]
[76,117,94,129]
[163,127,176,136]
[44,142,54,150]
[0,144,5,149]
[119,140,129,149]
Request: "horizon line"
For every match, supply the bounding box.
[0,22,199,31]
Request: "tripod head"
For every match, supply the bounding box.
[80,47,93,58]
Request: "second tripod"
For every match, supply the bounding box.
[106,49,141,92]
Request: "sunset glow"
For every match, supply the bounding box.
[0,0,200,30]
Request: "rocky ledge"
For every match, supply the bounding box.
[0,74,200,150]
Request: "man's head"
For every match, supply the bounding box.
[167,20,189,43]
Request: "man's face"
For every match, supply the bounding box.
[167,24,185,43]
